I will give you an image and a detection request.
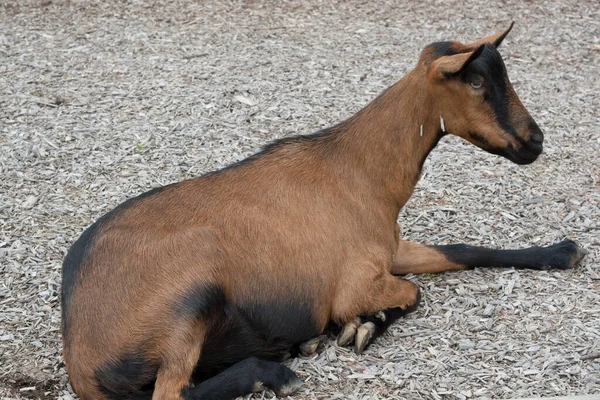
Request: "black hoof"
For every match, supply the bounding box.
[541,240,587,270]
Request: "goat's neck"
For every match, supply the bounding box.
[338,69,443,216]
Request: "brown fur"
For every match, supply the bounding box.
[63,24,545,399]
[392,225,466,274]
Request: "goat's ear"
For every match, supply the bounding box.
[464,22,514,50]
[430,44,485,79]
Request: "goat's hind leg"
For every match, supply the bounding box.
[184,357,303,400]
[391,239,587,274]
[150,319,206,400]
[154,321,303,400]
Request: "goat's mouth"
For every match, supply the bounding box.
[472,135,543,165]
[502,143,543,165]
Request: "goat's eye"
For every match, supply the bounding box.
[470,81,483,89]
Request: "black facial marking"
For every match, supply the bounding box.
[468,131,489,147]
[95,353,156,400]
[62,185,169,335]
[462,44,516,137]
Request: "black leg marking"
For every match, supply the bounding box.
[355,289,422,353]
[193,299,309,381]
[184,357,303,400]
[434,239,587,270]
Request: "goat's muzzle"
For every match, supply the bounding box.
[505,120,544,165]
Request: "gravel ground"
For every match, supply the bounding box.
[1,1,599,399]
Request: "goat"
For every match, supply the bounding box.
[62,23,586,400]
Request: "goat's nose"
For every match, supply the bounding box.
[529,121,544,145]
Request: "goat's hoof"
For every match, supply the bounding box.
[337,317,361,347]
[274,374,304,397]
[252,380,265,393]
[337,316,383,353]
[354,322,376,354]
[542,240,588,270]
[299,335,327,357]
[280,351,293,362]
[565,240,587,268]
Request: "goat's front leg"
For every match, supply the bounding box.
[391,237,587,275]
[333,273,421,354]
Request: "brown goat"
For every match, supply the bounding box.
[62,24,586,400]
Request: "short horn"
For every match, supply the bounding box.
[464,22,514,50]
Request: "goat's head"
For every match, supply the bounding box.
[419,23,543,165]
